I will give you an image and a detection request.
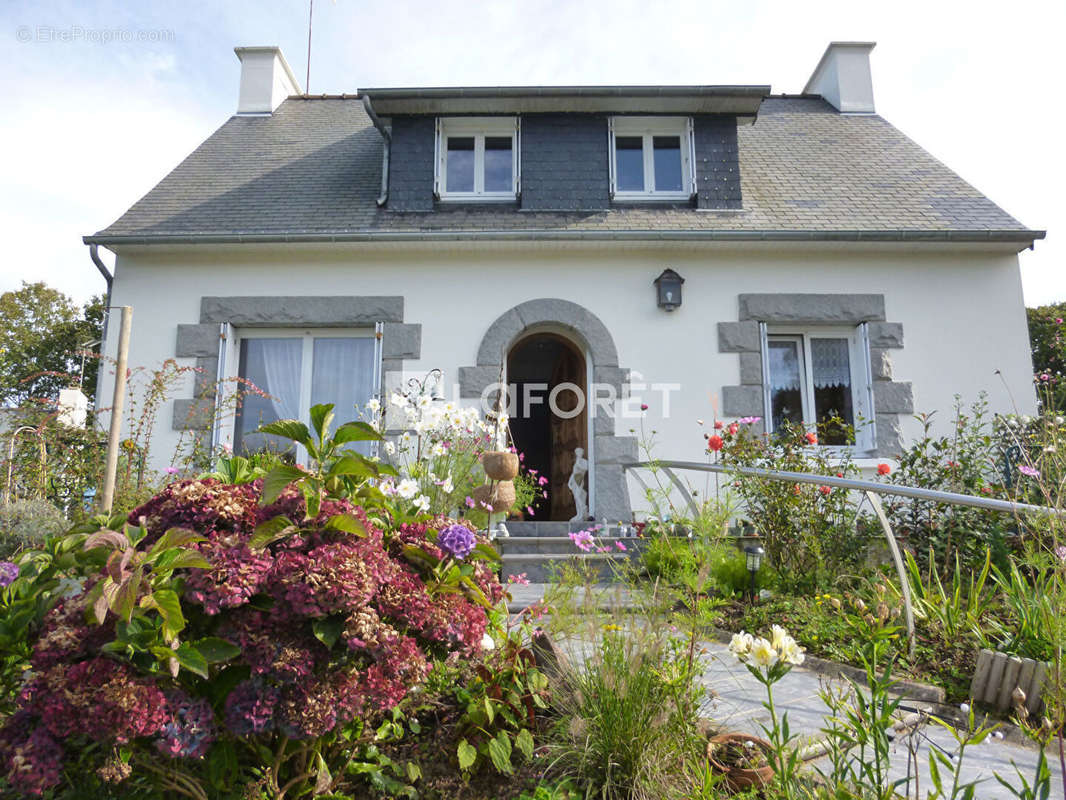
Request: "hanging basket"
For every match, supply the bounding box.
[472,481,517,514]
[482,451,519,481]
[706,732,775,790]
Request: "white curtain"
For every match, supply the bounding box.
[260,339,303,421]
[768,340,801,391]
[311,337,376,429]
[810,338,851,389]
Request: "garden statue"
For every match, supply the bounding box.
[568,447,589,523]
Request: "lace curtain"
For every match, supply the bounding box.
[810,338,851,388]
[768,341,801,391]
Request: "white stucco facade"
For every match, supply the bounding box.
[96,239,1036,518]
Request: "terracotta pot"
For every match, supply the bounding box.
[472,480,517,513]
[482,451,519,481]
[706,732,775,789]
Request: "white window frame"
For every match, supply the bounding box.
[608,116,696,201]
[760,324,876,453]
[434,117,519,202]
[222,327,380,457]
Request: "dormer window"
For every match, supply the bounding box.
[434,117,519,202]
[608,116,695,201]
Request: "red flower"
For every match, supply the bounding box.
[835,472,843,478]
[707,435,724,452]
[819,485,831,495]
[877,463,891,476]
[728,423,739,435]
[804,432,818,445]
[792,485,801,495]
[713,420,724,430]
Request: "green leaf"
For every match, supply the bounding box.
[145,588,186,640]
[483,696,495,724]
[405,761,422,782]
[332,421,384,445]
[115,566,143,622]
[487,731,514,775]
[192,637,241,663]
[514,728,534,761]
[261,466,307,505]
[310,404,336,444]
[158,549,212,572]
[172,643,210,679]
[148,527,206,559]
[325,513,367,537]
[305,487,321,519]
[312,617,344,650]
[457,739,477,772]
[327,455,377,481]
[257,419,313,449]
[249,515,298,550]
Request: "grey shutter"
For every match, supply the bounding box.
[433,118,442,199]
[859,322,876,451]
[607,117,616,198]
[210,322,232,451]
[759,322,772,427]
[687,117,697,197]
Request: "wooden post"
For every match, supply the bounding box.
[99,306,132,514]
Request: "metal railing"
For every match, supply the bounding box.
[622,459,1064,657]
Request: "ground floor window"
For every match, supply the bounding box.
[763,326,873,449]
[232,328,377,455]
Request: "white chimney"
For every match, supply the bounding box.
[803,42,876,114]
[234,46,302,115]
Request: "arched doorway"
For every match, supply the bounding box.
[507,333,588,521]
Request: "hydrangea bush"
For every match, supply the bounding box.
[0,404,509,798]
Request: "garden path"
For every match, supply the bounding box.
[509,583,1061,799]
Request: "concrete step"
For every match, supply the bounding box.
[499,520,633,537]
[497,536,639,556]
[500,552,631,583]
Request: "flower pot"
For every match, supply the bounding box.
[482,451,519,481]
[472,480,516,513]
[706,732,775,789]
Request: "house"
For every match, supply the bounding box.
[85,42,1044,524]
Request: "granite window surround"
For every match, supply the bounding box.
[457,298,636,523]
[717,293,910,456]
[172,296,420,434]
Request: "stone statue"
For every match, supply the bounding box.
[568,447,589,523]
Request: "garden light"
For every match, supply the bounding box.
[653,268,684,311]
[744,544,764,600]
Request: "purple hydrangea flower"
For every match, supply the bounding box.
[156,693,216,758]
[0,561,19,588]
[224,680,279,736]
[437,524,476,560]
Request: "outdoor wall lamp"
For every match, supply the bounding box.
[654,268,684,311]
[744,544,764,601]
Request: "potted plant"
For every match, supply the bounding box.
[706,731,775,789]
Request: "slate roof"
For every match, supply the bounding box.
[86,96,1041,245]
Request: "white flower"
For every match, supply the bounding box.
[1056,416,1065,425]
[780,638,805,666]
[750,638,778,668]
[481,633,495,651]
[366,398,381,413]
[429,442,446,457]
[383,441,396,455]
[1021,415,1033,425]
[1044,446,1056,453]
[959,703,970,714]
[439,477,454,493]
[390,391,408,409]
[379,479,397,497]
[396,478,419,499]
[729,632,754,658]
[770,625,789,650]
[413,494,431,512]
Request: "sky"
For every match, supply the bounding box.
[2,0,1063,306]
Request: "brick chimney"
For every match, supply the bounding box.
[803,42,876,114]
[234,46,302,115]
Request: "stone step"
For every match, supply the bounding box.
[497,536,640,556]
[500,553,630,583]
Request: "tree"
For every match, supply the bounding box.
[1026,301,1066,409]
[0,282,104,407]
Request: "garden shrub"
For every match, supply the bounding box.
[0,499,68,559]
[0,404,521,798]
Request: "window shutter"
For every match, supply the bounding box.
[759,322,772,426]
[607,117,616,198]
[433,118,442,199]
[211,322,233,451]
[514,117,521,197]
[859,322,877,451]
[687,117,697,197]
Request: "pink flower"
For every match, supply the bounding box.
[614,540,627,552]
[464,496,475,508]
[1057,318,1063,324]
[165,467,179,475]
[1055,546,1066,564]
[1019,465,1041,479]
[877,463,891,476]
[538,476,548,486]
[804,432,818,445]
[728,423,739,435]
[569,530,594,552]
[526,506,534,516]
[713,420,723,430]
[640,403,649,411]
[508,573,530,586]
[738,416,761,424]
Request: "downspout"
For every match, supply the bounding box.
[88,243,113,412]
[361,95,390,207]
